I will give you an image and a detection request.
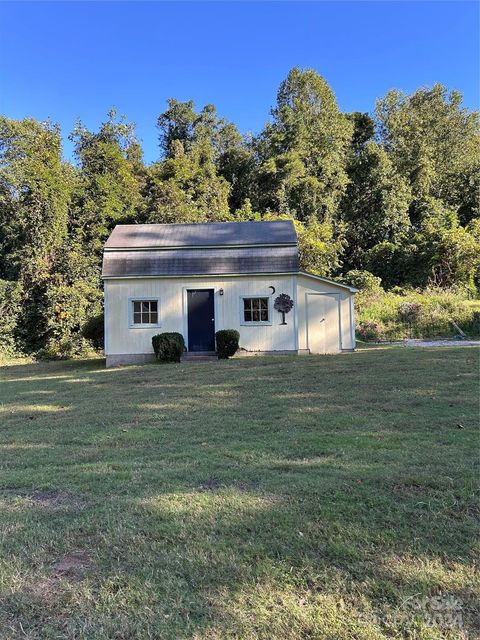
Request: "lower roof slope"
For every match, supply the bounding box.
[102,220,299,278]
[102,246,299,278]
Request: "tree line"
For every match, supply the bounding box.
[0,67,478,357]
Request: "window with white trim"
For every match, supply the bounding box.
[243,297,270,323]
[132,300,159,325]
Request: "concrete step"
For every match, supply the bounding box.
[181,351,218,363]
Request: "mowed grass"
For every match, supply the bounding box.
[0,348,478,639]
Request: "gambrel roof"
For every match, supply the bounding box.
[102,220,299,278]
[104,220,297,250]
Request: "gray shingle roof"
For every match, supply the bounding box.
[102,246,299,278]
[104,220,296,249]
[102,221,299,278]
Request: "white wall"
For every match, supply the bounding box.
[296,274,355,351]
[105,274,297,355]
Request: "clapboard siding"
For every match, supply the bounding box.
[297,274,355,351]
[105,275,297,355]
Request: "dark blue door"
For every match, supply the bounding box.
[187,289,215,352]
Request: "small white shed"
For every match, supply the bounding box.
[101,221,357,367]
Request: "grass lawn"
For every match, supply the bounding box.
[0,348,478,639]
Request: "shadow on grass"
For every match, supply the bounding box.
[0,349,478,638]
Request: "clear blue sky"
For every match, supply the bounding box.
[1,1,478,164]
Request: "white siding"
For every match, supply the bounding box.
[297,274,355,352]
[105,275,297,355]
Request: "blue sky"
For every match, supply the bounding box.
[0,1,478,164]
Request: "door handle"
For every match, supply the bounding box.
[320,318,325,323]
[211,318,215,322]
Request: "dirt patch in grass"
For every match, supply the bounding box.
[30,551,92,600]
[392,483,427,497]
[51,551,92,580]
[30,489,85,509]
[197,478,223,492]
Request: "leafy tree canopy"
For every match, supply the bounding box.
[0,70,478,357]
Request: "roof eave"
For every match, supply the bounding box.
[101,271,357,292]
[102,270,299,280]
[298,270,358,293]
[103,242,298,252]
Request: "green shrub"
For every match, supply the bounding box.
[0,279,22,357]
[344,270,382,293]
[37,336,91,360]
[456,310,480,337]
[82,313,104,350]
[215,329,240,359]
[152,332,185,363]
[398,301,423,325]
[355,287,480,340]
[356,320,385,342]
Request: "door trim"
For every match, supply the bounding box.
[305,292,342,353]
[182,287,219,352]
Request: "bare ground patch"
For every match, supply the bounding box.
[30,489,85,509]
[392,482,428,497]
[30,550,93,599]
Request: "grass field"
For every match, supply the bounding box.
[0,348,478,639]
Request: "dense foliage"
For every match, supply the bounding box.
[355,285,480,341]
[215,329,240,359]
[81,313,105,351]
[152,332,185,363]
[0,68,478,356]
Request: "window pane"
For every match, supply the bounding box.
[150,301,158,313]
[133,301,141,314]
[150,312,158,324]
[243,297,271,322]
[133,312,142,324]
[141,301,150,313]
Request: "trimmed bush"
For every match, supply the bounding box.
[82,313,104,351]
[216,329,240,359]
[152,332,185,363]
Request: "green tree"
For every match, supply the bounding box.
[70,109,143,254]
[419,198,479,289]
[143,139,231,224]
[341,141,412,270]
[366,198,480,290]
[0,117,73,350]
[256,67,353,222]
[265,213,346,277]
[376,84,480,217]
[158,99,198,158]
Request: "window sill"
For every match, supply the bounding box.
[129,324,162,330]
[240,321,272,327]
